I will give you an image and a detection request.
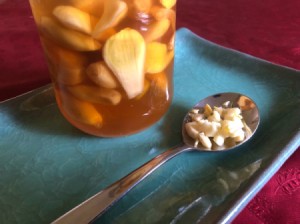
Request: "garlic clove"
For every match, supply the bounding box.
[94,28,117,42]
[133,0,153,13]
[86,61,118,89]
[39,17,101,51]
[103,28,146,99]
[41,40,86,85]
[146,72,169,96]
[56,68,84,86]
[92,0,128,38]
[150,7,176,30]
[67,84,122,105]
[145,18,170,42]
[61,92,103,127]
[67,0,104,17]
[53,6,94,34]
[145,42,174,74]
[160,0,176,9]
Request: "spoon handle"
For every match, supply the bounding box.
[52,144,190,224]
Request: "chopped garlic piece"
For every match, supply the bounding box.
[190,113,204,122]
[185,122,200,140]
[223,107,241,120]
[233,129,245,142]
[208,110,221,122]
[203,104,213,117]
[213,134,225,146]
[185,102,247,150]
[198,132,212,149]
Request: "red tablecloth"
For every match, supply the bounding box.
[0,0,299,223]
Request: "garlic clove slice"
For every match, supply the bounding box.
[145,42,174,74]
[86,61,118,89]
[145,18,170,42]
[39,17,101,51]
[53,6,94,34]
[160,0,176,9]
[103,28,146,99]
[67,84,122,105]
[92,0,128,38]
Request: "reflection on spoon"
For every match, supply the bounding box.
[52,92,260,224]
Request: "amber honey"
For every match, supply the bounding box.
[29,0,176,136]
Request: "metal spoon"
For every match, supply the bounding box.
[52,92,260,224]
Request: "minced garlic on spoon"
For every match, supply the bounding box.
[185,102,251,150]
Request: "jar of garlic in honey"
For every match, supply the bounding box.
[29,0,176,136]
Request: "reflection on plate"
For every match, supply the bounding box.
[0,28,299,224]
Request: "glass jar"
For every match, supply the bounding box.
[29,0,176,136]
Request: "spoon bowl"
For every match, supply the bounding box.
[182,92,260,151]
[52,92,260,224]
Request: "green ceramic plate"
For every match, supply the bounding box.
[1,28,299,224]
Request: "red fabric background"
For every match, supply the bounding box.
[0,0,299,223]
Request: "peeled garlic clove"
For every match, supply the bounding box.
[67,84,122,105]
[103,28,146,99]
[146,72,169,101]
[133,0,152,12]
[41,40,86,85]
[61,92,103,127]
[150,7,176,30]
[39,17,101,51]
[94,28,117,42]
[160,0,176,9]
[56,68,84,85]
[145,42,174,73]
[67,0,104,17]
[53,6,94,34]
[145,18,170,42]
[86,61,118,88]
[92,0,128,38]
